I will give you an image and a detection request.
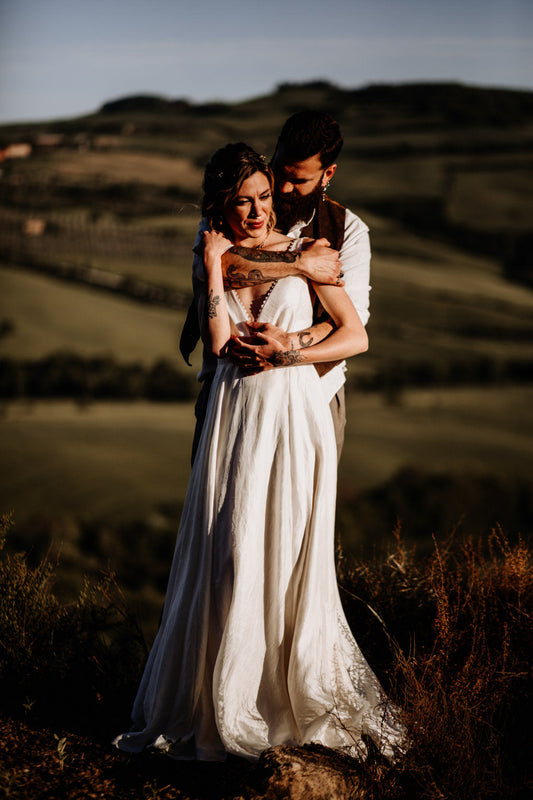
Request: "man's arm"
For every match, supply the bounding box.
[221,238,343,289]
[227,211,371,374]
[303,212,371,376]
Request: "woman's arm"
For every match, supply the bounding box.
[202,231,232,357]
[235,282,367,367]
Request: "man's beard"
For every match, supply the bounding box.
[274,183,323,233]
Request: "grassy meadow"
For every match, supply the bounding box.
[2,386,532,534]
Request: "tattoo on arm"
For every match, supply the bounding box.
[230,246,298,264]
[269,350,305,367]
[206,289,220,319]
[225,264,269,288]
[297,331,314,348]
[224,247,299,289]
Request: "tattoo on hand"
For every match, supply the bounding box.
[269,350,305,367]
[297,331,314,348]
[206,289,220,319]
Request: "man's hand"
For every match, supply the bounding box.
[228,322,291,374]
[297,238,344,285]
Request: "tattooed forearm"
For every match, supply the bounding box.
[225,264,270,288]
[223,248,300,289]
[297,331,314,348]
[206,289,220,319]
[269,350,305,367]
[229,246,299,264]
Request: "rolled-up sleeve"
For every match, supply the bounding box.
[339,210,371,327]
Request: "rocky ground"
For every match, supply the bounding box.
[0,715,390,800]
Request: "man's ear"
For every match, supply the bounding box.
[322,163,337,186]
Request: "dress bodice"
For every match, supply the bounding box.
[226,238,313,335]
[227,275,314,336]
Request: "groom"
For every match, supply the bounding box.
[181,111,371,462]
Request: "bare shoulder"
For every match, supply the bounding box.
[262,231,293,251]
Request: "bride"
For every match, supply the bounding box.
[114,143,404,762]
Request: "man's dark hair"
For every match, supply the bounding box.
[276,111,343,168]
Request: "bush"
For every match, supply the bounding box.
[0,513,146,733]
[338,528,533,799]
[0,354,197,401]
[2,508,531,797]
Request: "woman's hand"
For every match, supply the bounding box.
[230,331,303,373]
[203,230,233,271]
[245,321,292,350]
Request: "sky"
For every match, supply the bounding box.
[0,0,532,123]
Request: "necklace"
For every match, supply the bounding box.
[249,280,278,320]
[232,232,277,321]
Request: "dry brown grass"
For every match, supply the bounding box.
[339,527,532,798]
[1,508,531,798]
[15,150,203,190]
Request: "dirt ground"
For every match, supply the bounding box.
[0,716,254,800]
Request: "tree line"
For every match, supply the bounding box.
[1,351,532,403]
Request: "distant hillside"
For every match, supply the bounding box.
[2,80,533,141]
[97,80,533,129]
[2,80,532,284]
[96,80,533,124]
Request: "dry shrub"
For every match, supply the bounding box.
[0,512,146,734]
[339,527,533,799]
[1,509,531,798]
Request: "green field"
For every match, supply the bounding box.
[342,385,533,491]
[2,386,532,534]
[0,264,200,368]
[0,400,195,524]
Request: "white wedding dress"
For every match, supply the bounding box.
[114,263,404,762]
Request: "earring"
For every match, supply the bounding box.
[321,182,330,202]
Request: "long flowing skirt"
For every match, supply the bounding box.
[114,358,404,761]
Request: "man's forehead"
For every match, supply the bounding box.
[273,149,323,177]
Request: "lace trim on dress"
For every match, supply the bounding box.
[231,280,279,323]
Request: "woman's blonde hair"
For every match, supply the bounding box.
[202,143,276,237]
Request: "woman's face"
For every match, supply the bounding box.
[224,171,273,243]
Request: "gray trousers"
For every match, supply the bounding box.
[191,377,346,466]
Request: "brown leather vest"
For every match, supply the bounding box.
[300,196,346,252]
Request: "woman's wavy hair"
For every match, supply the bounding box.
[202,143,276,237]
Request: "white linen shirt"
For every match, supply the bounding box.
[286,207,371,401]
[191,208,371,400]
